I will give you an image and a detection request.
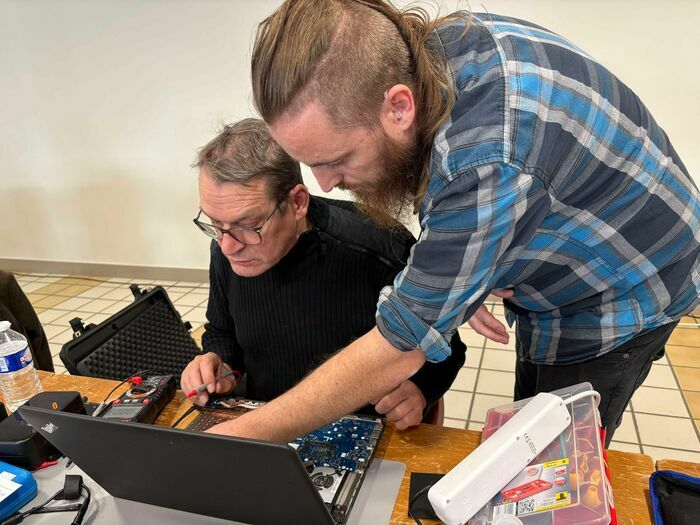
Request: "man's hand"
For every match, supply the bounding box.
[204,327,425,442]
[373,380,426,430]
[180,352,237,406]
[467,289,514,344]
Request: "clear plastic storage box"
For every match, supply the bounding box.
[468,382,614,525]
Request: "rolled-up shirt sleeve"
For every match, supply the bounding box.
[376,162,551,362]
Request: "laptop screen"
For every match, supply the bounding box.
[181,398,385,524]
[19,405,335,525]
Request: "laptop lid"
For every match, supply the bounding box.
[19,406,334,525]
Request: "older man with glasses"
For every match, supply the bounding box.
[181,118,495,428]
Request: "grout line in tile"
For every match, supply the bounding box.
[463,365,517,374]
[633,410,692,420]
[609,438,641,445]
[640,443,700,454]
[667,362,700,369]
[668,357,700,446]
[628,398,644,451]
[636,383,686,392]
[464,338,488,423]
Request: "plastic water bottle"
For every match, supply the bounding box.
[0,321,43,412]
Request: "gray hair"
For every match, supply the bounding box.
[194,118,302,201]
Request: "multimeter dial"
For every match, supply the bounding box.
[125,386,157,399]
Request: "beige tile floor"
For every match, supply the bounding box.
[448,308,700,465]
[15,272,700,463]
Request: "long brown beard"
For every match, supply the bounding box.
[349,133,421,228]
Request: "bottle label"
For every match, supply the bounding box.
[0,345,33,373]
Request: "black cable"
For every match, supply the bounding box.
[101,369,165,403]
[31,504,82,513]
[92,369,166,416]
[170,404,197,428]
[0,476,92,525]
[408,484,432,525]
[71,485,91,525]
[0,481,84,524]
[0,489,63,525]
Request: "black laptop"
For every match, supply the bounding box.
[19,405,336,525]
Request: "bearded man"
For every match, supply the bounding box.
[206,1,700,445]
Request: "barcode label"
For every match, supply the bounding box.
[517,498,536,514]
[492,502,516,519]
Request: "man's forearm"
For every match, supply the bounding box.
[409,333,466,411]
[208,326,426,442]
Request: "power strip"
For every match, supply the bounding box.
[428,392,573,525]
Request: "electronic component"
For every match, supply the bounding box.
[428,392,573,525]
[290,415,383,472]
[309,466,346,504]
[185,399,384,523]
[501,479,553,502]
[467,384,612,525]
[301,461,367,522]
[0,392,86,470]
[98,375,176,423]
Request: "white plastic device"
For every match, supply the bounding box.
[427,392,573,525]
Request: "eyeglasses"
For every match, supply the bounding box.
[193,190,291,246]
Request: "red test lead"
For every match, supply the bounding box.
[186,369,240,399]
[35,460,59,470]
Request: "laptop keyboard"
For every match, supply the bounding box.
[185,409,243,432]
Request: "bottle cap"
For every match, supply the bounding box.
[0,321,10,332]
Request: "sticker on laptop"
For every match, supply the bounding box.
[41,422,59,434]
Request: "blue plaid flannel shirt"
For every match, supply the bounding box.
[376,14,700,365]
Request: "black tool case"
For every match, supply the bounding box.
[59,285,202,382]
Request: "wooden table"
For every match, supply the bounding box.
[376,422,655,524]
[35,373,656,524]
[655,459,700,478]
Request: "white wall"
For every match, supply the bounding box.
[1,0,697,269]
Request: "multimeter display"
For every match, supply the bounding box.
[101,404,144,419]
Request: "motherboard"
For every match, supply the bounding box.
[185,398,384,522]
[290,414,383,471]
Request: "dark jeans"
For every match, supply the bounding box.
[514,322,678,447]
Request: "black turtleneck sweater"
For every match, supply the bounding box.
[202,196,466,417]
